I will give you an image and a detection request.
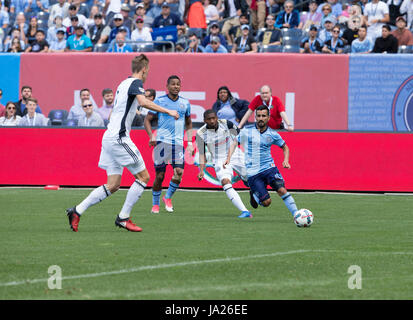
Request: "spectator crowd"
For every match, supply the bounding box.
[0,0,412,54]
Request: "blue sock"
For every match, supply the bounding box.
[152,190,161,206]
[165,181,179,199]
[253,192,262,206]
[281,192,298,216]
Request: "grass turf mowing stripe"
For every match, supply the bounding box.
[0,250,311,287]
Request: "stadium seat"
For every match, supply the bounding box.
[281,28,303,40]
[37,11,49,22]
[93,43,109,52]
[260,45,283,53]
[398,45,413,53]
[48,109,68,125]
[282,45,301,53]
[282,36,301,46]
[133,43,155,52]
[37,20,48,31]
[63,119,78,127]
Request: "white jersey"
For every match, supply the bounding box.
[103,77,145,140]
[196,119,240,162]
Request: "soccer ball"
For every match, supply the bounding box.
[294,209,314,228]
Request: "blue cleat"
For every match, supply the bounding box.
[238,211,253,218]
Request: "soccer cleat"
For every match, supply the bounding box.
[162,196,174,213]
[249,190,258,209]
[238,211,253,218]
[151,205,160,214]
[115,215,142,232]
[66,207,80,232]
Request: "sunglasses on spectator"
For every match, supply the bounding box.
[83,104,93,108]
[285,5,293,8]
[211,41,218,44]
[323,8,331,11]
[332,30,340,33]
[137,20,143,23]
[7,107,16,110]
[114,18,122,21]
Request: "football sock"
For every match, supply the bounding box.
[223,184,248,212]
[76,185,111,215]
[118,180,147,219]
[165,181,179,199]
[281,192,298,216]
[253,192,262,206]
[152,190,162,206]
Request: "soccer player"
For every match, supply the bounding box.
[144,75,194,214]
[196,109,252,218]
[66,54,179,232]
[224,105,299,220]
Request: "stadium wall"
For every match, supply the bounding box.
[1,128,412,192]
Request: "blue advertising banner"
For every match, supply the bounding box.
[0,53,21,105]
[348,54,413,131]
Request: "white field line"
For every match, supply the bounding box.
[0,250,310,287]
[1,249,412,288]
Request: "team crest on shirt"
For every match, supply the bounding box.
[139,87,145,93]
[179,103,186,113]
[392,75,413,131]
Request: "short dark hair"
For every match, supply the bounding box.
[167,75,181,85]
[382,24,391,31]
[255,105,270,115]
[80,88,90,96]
[102,88,113,96]
[145,88,156,99]
[203,109,216,118]
[21,86,32,92]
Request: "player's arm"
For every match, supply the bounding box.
[143,112,157,147]
[185,115,195,156]
[136,95,179,120]
[223,140,238,168]
[238,108,253,129]
[196,132,206,180]
[281,143,291,169]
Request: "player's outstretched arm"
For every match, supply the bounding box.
[223,140,238,168]
[185,115,195,156]
[143,112,157,147]
[137,95,179,119]
[281,144,291,169]
[238,108,253,129]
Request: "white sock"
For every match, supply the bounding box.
[118,180,147,219]
[223,184,248,213]
[76,185,111,215]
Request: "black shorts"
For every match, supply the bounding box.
[153,142,185,172]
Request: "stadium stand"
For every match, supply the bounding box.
[1,0,411,55]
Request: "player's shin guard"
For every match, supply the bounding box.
[223,184,248,213]
[281,192,298,216]
[118,179,147,219]
[152,190,162,206]
[75,185,111,215]
[165,181,179,199]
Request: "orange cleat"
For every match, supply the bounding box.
[66,207,80,232]
[115,215,143,232]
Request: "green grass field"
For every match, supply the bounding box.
[1,188,413,300]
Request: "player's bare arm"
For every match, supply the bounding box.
[282,144,291,169]
[196,133,206,180]
[223,140,238,168]
[136,95,179,119]
[185,115,195,156]
[143,112,157,147]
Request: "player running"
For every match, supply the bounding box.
[66,54,179,232]
[144,75,194,214]
[224,105,299,219]
[196,109,252,218]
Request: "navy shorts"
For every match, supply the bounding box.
[153,142,185,172]
[248,167,285,203]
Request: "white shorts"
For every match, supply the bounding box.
[214,148,247,183]
[98,136,146,176]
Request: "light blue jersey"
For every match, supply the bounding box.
[150,95,191,145]
[237,124,285,177]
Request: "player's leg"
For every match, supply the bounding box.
[216,162,250,217]
[152,142,168,213]
[162,144,185,212]
[268,168,298,217]
[249,172,272,208]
